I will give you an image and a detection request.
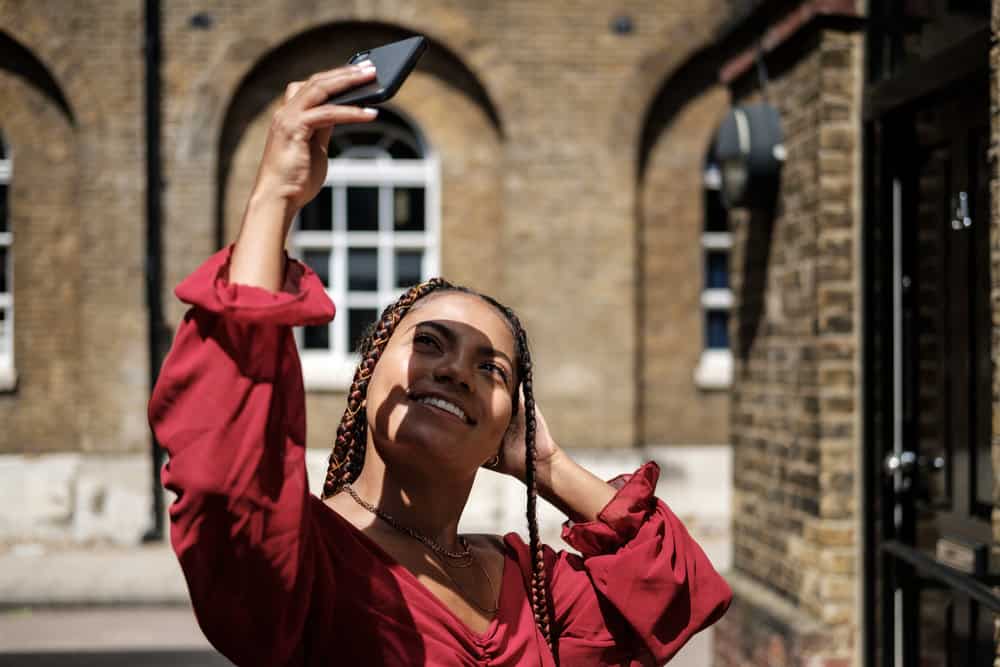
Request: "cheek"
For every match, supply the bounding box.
[485,391,514,437]
[364,353,412,437]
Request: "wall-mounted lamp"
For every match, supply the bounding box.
[712,103,785,209]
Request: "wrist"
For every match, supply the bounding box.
[533,445,568,497]
[245,187,297,231]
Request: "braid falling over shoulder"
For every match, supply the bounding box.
[320,281,556,654]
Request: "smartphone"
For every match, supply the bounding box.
[326,36,427,107]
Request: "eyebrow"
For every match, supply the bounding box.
[409,320,515,368]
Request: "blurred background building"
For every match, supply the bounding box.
[0,0,996,665]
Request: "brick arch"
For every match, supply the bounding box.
[175,6,505,166]
[0,11,108,136]
[213,20,504,250]
[0,71,82,452]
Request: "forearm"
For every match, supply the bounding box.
[229,190,295,292]
[534,449,617,524]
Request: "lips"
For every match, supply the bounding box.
[409,391,475,425]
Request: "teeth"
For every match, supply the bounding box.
[417,396,468,422]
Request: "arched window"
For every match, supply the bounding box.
[693,152,733,389]
[0,130,12,381]
[292,108,440,389]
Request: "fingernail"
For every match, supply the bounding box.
[355,60,374,69]
[361,107,378,117]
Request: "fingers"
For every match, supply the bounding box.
[299,104,378,130]
[287,62,377,111]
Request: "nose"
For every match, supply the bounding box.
[432,351,474,392]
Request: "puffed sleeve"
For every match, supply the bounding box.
[148,246,335,667]
[513,462,732,666]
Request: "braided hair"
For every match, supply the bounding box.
[321,278,555,653]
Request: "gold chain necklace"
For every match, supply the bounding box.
[344,484,499,615]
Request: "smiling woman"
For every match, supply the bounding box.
[148,61,731,666]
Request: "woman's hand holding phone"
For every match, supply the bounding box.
[254,62,379,216]
[230,62,379,291]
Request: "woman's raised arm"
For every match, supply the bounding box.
[230,61,377,291]
[148,64,380,666]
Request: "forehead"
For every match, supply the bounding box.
[402,291,516,356]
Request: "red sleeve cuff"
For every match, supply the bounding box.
[174,245,335,326]
[560,461,660,558]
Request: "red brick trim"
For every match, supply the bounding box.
[720,0,861,84]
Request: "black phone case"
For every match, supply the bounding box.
[326,36,427,106]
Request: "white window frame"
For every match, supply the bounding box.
[694,164,733,390]
[0,143,14,390]
[293,131,441,392]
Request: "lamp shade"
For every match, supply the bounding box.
[713,103,785,209]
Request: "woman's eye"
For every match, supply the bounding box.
[414,333,441,349]
[483,362,508,383]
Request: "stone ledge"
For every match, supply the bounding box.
[0,544,188,607]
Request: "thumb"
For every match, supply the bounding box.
[314,126,334,155]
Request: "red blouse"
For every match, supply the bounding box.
[148,247,732,666]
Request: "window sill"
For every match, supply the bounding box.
[693,349,732,390]
[0,366,18,393]
[300,353,359,393]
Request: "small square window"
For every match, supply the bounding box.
[349,308,378,352]
[348,248,378,291]
[347,187,379,231]
[303,250,331,287]
[395,250,423,288]
[394,188,425,231]
[706,310,730,349]
[0,184,7,233]
[706,251,729,289]
[303,323,330,350]
[705,189,728,232]
[299,187,333,231]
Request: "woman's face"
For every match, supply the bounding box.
[363,291,518,479]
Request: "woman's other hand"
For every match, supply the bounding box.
[495,393,562,481]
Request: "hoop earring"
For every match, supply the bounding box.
[484,451,501,469]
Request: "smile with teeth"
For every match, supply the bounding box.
[415,396,469,423]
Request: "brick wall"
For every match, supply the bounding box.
[640,84,731,445]
[0,1,147,454]
[715,26,863,665]
[0,1,740,459]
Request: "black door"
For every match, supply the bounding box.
[864,72,997,666]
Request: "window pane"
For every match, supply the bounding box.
[347,187,379,231]
[705,189,728,232]
[348,248,378,291]
[0,184,7,233]
[395,250,423,288]
[706,251,729,289]
[302,250,331,287]
[346,131,382,147]
[706,310,730,349]
[394,187,425,231]
[387,140,419,159]
[299,187,333,231]
[303,324,329,350]
[0,246,7,294]
[349,308,378,353]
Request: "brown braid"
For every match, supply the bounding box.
[320,279,556,654]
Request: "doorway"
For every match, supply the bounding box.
[864,48,997,667]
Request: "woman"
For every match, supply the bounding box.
[149,60,731,666]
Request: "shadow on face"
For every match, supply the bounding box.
[364,292,519,485]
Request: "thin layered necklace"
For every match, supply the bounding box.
[344,483,499,615]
